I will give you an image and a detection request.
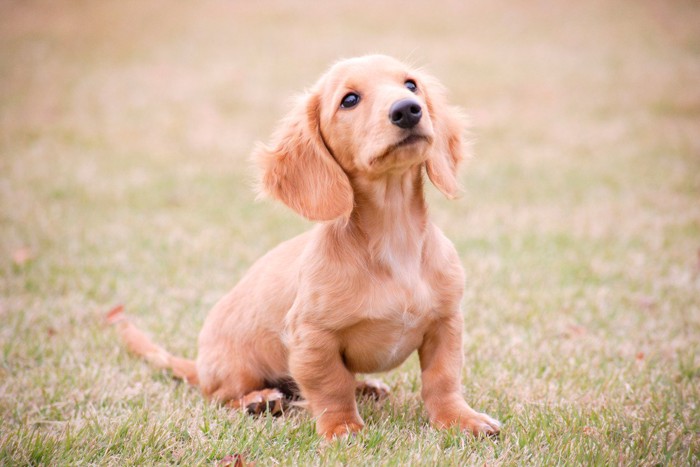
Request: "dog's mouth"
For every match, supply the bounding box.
[394,134,428,149]
[371,133,431,165]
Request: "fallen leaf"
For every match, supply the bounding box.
[562,323,587,338]
[12,247,33,266]
[105,304,125,324]
[217,454,251,467]
[636,296,656,310]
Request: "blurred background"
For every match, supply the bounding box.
[1,0,698,464]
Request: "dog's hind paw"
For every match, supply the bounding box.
[356,379,390,400]
[229,388,286,416]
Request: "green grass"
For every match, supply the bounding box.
[1,0,699,465]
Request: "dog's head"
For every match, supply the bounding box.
[256,55,466,221]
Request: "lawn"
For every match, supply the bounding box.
[1,1,699,465]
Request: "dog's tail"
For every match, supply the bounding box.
[106,305,199,385]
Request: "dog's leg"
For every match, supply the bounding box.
[289,330,364,439]
[418,313,501,437]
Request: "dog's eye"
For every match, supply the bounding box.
[340,92,360,109]
[404,80,418,93]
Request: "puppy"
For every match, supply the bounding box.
[109,55,500,439]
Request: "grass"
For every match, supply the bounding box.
[1,0,699,465]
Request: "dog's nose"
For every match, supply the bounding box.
[389,98,422,129]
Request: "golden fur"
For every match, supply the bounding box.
[110,55,500,439]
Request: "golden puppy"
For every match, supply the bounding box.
[109,54,500,439]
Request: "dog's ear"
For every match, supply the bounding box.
[256,92,353,221]
[420,73,467,199]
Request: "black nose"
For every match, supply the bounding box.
[389,98,422,129]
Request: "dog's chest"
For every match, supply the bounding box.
[341,315,428,373]
[341,276,435,373]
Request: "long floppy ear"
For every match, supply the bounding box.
[421,73,468,199]
[255,92,353,221]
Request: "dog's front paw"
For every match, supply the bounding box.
[317,413,365,440]
[462,410,501,437]
[321,421,364,440]
[432,409,501,437]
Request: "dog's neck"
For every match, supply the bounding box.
[347,165,428,283]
